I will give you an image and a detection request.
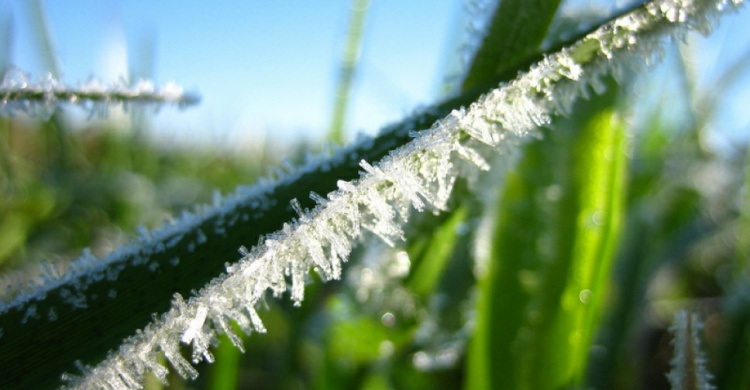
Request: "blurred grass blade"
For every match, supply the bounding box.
[0,9,11,70]
[714,147,750,389]
[530,105,626,390]
[735,142,750,273]
[550,107,626,386]
[26,0,60,77]
[467,89,627,389]
[716,310,750,389]
[459,1,565,382]
[406,205,468,297]
[208,334,242,390]
[328,0,371,145]
[465,132,559,390]
[0,70,200,117]
[461,0,562,92]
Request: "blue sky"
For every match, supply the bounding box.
[2,1,749,148]
[2,1,465,145]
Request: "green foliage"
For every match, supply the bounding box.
[467,81,626,389]
[0,120,270,271]
[461,0,561,91]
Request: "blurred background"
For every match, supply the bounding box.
[2,0,467,145]
[4,1,745,145]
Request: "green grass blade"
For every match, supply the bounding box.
[406,205,468,297]
[207,334,242,390]
[466,136,559,390]
[529,106,626,389]
[328,0,371,145]
[461,0,562,92]
[467,83,626,390]
[714,147,750,389]
[25,0,60,77]
[558,108,627,385]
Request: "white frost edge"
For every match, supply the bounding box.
[667,310,714,390]
[0,68,200,118]
[54,0,742,388]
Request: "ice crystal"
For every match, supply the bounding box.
[33,0,742,387]
[667,310,714,390]
[0,67,200,118]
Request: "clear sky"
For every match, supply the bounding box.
[1,1,749,149]
[2,0,467,146]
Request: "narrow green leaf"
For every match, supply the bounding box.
[406,205,468,297]
[327,0,371,144]
[714,147,750,389]
[208,334,242,390]
[466,136,560,390]
[461,0,562,92]
[467,84,627,390]
[528,106,626,390]
[552,107,627,385]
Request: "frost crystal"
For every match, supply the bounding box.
[0,67,200,118]
[667,310,714,390]
[52,0,743,388]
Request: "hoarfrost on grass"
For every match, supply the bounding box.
[668,310,715,390]
[0,67,200,119]
[5,0,737,387]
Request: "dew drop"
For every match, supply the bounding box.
[579,289,592,304]
[381,312,396,327]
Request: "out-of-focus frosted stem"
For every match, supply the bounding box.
[0,68,200,119]
[668,310,714,390]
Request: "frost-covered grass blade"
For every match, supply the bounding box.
[0,0,745,389]
[0,68,200,119]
